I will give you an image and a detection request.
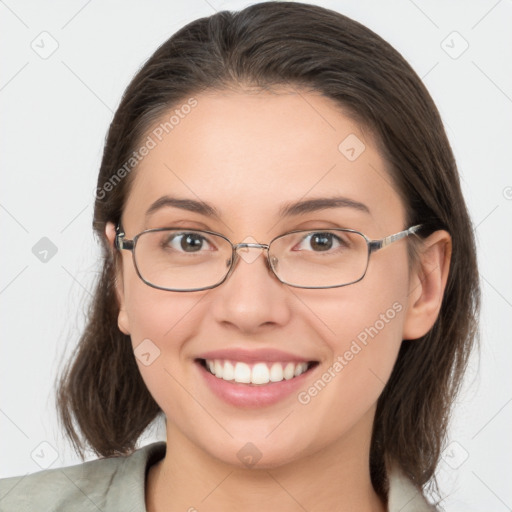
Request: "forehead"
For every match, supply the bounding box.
[122,89,405,232]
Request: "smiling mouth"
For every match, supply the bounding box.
[197,358,319,386]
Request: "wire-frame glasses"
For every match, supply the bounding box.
[114,223,423,292]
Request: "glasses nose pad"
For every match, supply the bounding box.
[269,254,279,271]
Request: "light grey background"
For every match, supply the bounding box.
[1,1,511,510]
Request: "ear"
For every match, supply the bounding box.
[402,230,452,340]
[105,221,131,335]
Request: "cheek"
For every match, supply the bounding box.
[302,259,407,354]
[296,258,408,415]
[335,287,405,363]
[123,273,205,342]
[121,280,205,401]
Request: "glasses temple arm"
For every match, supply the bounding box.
[114,223,134,251]
[369,224,423,252]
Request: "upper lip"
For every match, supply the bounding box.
[195,348,317,364]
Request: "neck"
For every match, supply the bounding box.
[146,413,386,512]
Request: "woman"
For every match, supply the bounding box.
[0,2,479,511]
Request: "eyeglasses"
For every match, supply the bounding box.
[114,223,423,292]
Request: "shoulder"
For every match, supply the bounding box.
[0,441,166,512]
[387,464,438,512]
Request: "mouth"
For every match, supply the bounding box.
[196,358,320,386]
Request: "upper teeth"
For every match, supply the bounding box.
[205,359,309,385]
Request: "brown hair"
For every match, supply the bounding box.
[55,1,480,503]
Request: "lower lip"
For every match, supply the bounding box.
[196,360,317,408]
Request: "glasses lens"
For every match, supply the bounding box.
[133,229,232,290]
[270,230,369,288]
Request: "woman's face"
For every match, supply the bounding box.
[109,89,414,469]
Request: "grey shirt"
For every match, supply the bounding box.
[0,441,436,511]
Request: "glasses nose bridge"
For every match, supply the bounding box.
[230,241,276,272]
[233,241,270,252]
[232,241,270,262]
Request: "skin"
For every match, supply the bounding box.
[105,88,451,512]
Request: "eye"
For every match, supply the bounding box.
[295,231,348,252]
[162,232,215,253]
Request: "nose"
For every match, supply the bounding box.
[209,243,292,334]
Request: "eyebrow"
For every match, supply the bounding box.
[278,196,370,217]
[145,196,221,219]
[144,195,370,219]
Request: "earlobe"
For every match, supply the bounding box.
[117,307,131,335]
[105,221,131,335]
[402,230,452,340]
